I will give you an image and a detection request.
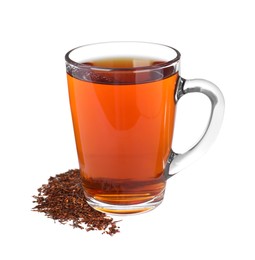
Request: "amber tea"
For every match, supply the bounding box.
[67,57,178,213]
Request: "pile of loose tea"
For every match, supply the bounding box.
[32,169,120,235]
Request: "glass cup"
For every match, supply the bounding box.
[65,42,224,214]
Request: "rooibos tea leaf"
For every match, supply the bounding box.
[32,169,120,235]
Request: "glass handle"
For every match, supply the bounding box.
[165,77,225,178]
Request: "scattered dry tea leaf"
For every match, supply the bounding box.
[32,169,120,235]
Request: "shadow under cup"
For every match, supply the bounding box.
[65,42,181,214]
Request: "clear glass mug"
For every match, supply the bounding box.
[65,42,224,214]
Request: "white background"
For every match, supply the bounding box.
[1,0,254,259]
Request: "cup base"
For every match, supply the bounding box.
[85,191,165,215]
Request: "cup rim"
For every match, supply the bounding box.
[65,41,181,72]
